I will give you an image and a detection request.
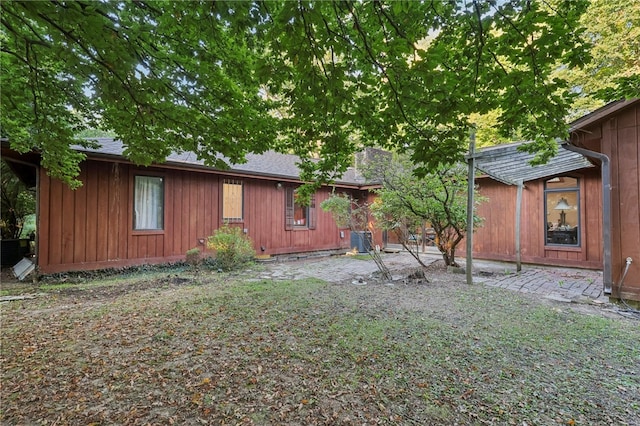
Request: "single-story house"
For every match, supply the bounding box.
[471,98,640,304]
[1,138,377,274]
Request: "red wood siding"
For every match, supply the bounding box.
[471,169,603,269]
[573,103,640,300]
[37,160,352,273]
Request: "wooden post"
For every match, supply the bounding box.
[466,128,476,285]
[515,180,523,272]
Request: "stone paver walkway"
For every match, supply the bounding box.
[259,250,606,304]
[479,266,604,302]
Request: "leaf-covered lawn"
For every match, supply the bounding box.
[1,269,639,425]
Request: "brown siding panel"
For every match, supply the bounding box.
[107,163,121,261]
[188,175,197,250]
[472,172,603,270]
[118,165,130,261]
[73,167,87,263]
[61,183,75,264]
[96,164,110,262]
[163,175,173,257]
[48,178,63,267]
[85,165,98,263]
[583,169,603,263]
[172,173,183,256]
[612,108,640,297]
[36,159,351,272]
[180,179,191,252]
[182,173,192,254]
[155,234,164,258]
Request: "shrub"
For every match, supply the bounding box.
[207,225,255,271]
[185,247,201,275]
[185,247,201,265]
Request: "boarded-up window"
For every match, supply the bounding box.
[285,187,316,230]
[134,176,164,230]
[223,179,243,221]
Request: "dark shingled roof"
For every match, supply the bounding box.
[474,141,594,185]
[78,138,367,186]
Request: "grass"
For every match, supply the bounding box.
[345,253,371,261]
[1,268,639,425]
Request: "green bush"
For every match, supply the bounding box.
[185,247,201,265]
[185,247,201,275]
[207,225,255,271]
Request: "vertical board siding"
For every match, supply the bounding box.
[107,163,122,260]
[521,181,543,255]
[37,161,349,273]
[197,174,207,242]
[61,178,75,264]
[241,181,342,255]
[155,234,163,257]
[171,172,183,256]
[583,169,603,262]
[604,105,640,298]
[47,176,63,266]
[73,167,87,263]
[634,105,640,296]
[617,124,640,271]
[270,183,288,252]
[188,174,198,249]
[85,165,98,263]
[252,181,273,251]
[474,181,517,258]
[96,164,110,262]
[181,172,192,254]
[118,165,130,261]
[472,173,603,269]
[606,118,623,284]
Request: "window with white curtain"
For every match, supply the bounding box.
[134,176,164,230]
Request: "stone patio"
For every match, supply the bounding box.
[259,249,607,305]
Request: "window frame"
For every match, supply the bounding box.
[132,174,165,233]
[544,176,580,247]
[222,178,244,222]
[285,186,316,230]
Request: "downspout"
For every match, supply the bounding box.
[562,143,612,294]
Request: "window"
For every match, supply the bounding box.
[222,179,243,221]
[285,187,316,230]
[294,192,308,226]
[134,176,164,230]
[545,176,579,246]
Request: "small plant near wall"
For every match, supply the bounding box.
[185,247,201,276]
[321,192,392,280]
[207,225,255,271]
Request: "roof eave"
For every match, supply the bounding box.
[569,98,640,132]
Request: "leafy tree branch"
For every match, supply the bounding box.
[2,0,616,190]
